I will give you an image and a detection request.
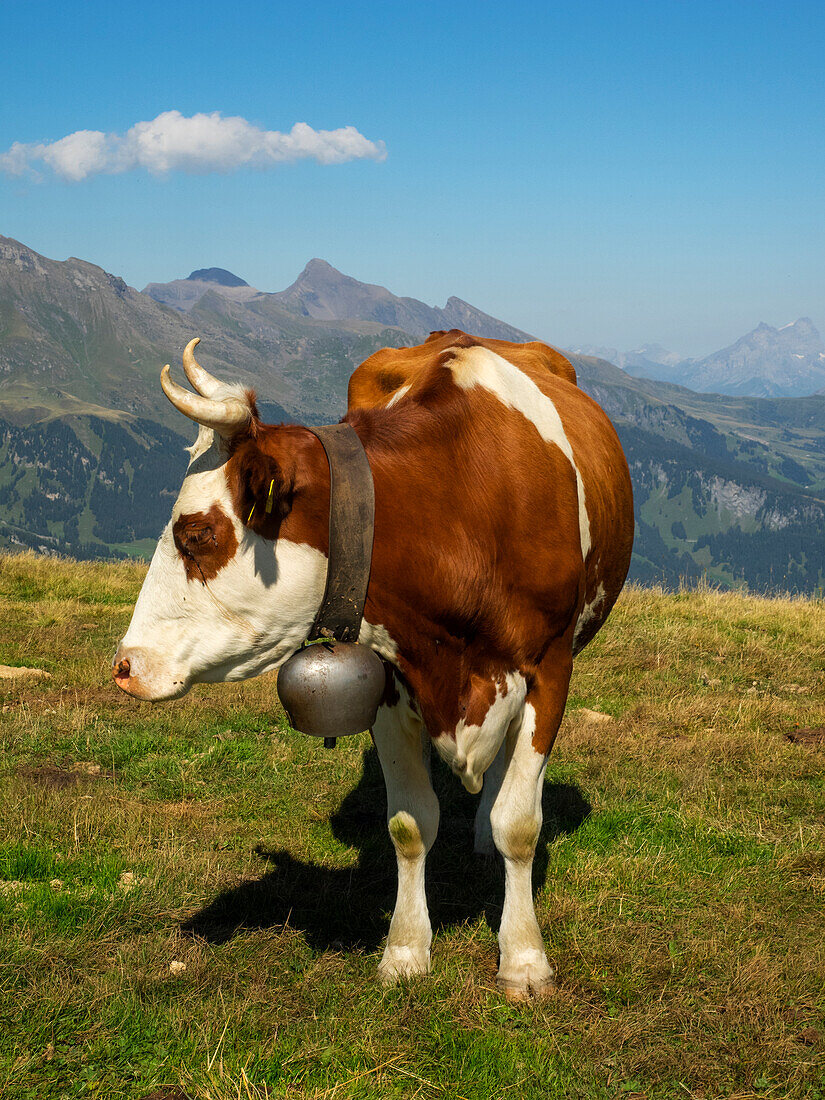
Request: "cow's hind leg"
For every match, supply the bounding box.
[490,652,571,999]
[373,679,439,983]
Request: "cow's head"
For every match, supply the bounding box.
[112,340,328,701]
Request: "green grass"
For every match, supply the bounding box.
[0,383,135,426]
[1,552,824,1099]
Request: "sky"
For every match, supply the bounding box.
[2,0,825,358]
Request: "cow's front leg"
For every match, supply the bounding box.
[490,656,570,999]
[474,739,506,857]
[372,681,439,983]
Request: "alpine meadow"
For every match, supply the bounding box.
[1,553,824,1098]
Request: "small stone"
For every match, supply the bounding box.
[0,664,51,680]
[169,960,187,976]
[579,708,614,724]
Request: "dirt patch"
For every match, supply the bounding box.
[4,685,134,710]
[17,760,116,789]
[138,1090,190,1100]
[796,1027,823,1047]
[785,725,825,746]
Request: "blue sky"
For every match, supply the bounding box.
[2,0,825,357]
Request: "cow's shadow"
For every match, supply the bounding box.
[181,746,590,952]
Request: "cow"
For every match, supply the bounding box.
[113,330,634,999]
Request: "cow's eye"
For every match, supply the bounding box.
[172,507,237,582]
[185,525,214,547]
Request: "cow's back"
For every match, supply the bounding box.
[348,330,577,411]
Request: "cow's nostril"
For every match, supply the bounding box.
[113,658,131,681]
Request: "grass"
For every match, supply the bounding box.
[0,551,824,1099]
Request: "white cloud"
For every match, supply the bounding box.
[0,111,387,181]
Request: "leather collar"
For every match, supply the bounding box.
[305,423,375,643]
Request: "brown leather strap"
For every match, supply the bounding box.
[306,423,375,644]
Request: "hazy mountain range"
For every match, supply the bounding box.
[572,317,825,399]
[1,235,824,593]
[145,258,533,343]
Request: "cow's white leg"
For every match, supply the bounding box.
[489,702,555,999]
[474,739,507,856]
[372,684,439,983]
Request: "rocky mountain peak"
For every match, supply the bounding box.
[618,317,825,397]
[302,258,337,275]
[270,260,533,342]
[782,316,818,335]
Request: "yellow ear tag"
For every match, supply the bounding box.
[247,502,256,524]
[265,479,275,514]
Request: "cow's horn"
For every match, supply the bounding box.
[182,337,223,398]
[160,365,250,436]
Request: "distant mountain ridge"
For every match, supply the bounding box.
[145,257,534,344]
[573,317,825,398]
[679,318,825,398]
[267,258,534,342]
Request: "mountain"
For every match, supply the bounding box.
[0,235,421,431]
[1,235,824,592]
[571,342,682,373]
[0,237,414,558]
[267,258,534,342]
[188,268,249,287]
[0,236,299,431]
[144,258,533,345]
[571,354,825,590]
[679,318,825,398]
[143,267,261,313]
[601,319,825,398]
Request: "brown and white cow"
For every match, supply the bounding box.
[114,330,633,998]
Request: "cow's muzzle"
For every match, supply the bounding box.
[112,646,191,701]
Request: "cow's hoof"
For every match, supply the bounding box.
[378,947,430,985]
[497,974,557,1001]
[496,958,556,1001]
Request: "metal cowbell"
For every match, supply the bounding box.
[277,641,386,740]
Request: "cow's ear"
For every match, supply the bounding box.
[229,442,290,537]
